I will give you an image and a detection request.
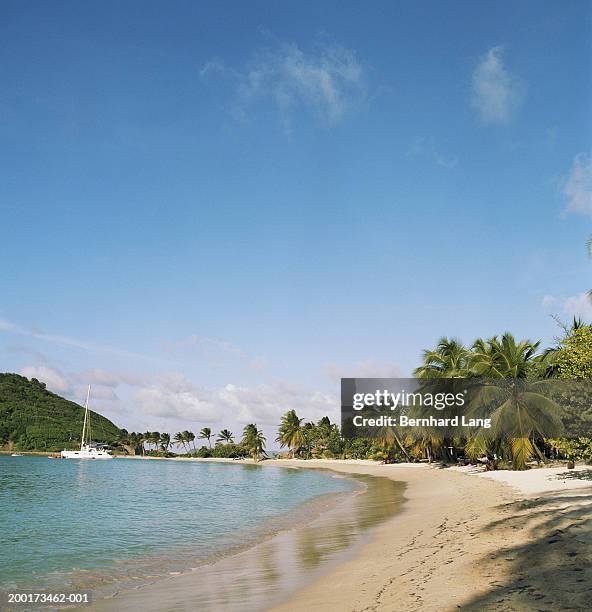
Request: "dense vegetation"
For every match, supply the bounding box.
[0,374,124,451]
[122,424,266,460]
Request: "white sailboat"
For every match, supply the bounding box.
[61,386,113,459]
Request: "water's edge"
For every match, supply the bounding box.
[87,462,406,612]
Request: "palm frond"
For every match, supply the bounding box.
[511,437,534,470]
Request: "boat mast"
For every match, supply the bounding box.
[80,385,91,450]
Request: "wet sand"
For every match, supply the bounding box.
[270,460,592,612]
[87,468,405,611]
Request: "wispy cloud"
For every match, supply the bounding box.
[541,294,557,308]
[562,293,592,321]
[0,317,169,365]
[408,137,458,169]
[163,334,243,356]
[470,46,525,125]
[201,39,367,132]
[541,292,592,321]
[563,153,592,217]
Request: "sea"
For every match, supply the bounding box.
[0,455,403,610]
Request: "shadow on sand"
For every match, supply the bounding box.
[462,484,592,611]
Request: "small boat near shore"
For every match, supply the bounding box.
[61,386,113,460]
[11,453,23,457]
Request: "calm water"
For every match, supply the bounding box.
[0,456,355,596]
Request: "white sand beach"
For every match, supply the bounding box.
[266,460,592,611]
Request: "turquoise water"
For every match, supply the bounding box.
[0,456,354,594]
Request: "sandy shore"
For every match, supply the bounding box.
[90,458,592,611]
[265,459,592,612]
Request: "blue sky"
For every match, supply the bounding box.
[1,1,591,441]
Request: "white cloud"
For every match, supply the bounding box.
[563,153,592,217]
[20,365,71,393]
[18,362,144,414]
[134,373,220,423]
[408,137,458,169]
[73,384,119,402]
[562,293,592,321]
[249,356,268,371]
[216,381,337,425]
[75,368,144,388]
[541,294,557,308]
[471,46,524,125]
[201,40,366,131]
[199,58,226,77]
[15,356,338,433]
[131,375,336,427]
[324,359,401,381]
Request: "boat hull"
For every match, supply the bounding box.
[61,450,113,459]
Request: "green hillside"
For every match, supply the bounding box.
[0,373,124,451]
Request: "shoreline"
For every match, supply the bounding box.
[4,454,591,610]
[84,463,405,612]
[81,458,592,611]
[269,459,592,611]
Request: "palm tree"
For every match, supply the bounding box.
[277,410,305,458]
[412,338,470,462]
[159,432,171,452]
[242,423,266,460]
[141,431,152,456]
[414,337,470,378]
[149,431,161,451]
[467,333,562,469]
[183,430,196,452]
[173,431,187,453]
[199,427,213,448]
[217,429,234,444]
[470,333,539,378]
[127,432,143,455]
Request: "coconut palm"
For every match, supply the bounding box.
[183,430,196,452]
[414,337,470,378]
[242,423,266,460]
[149,431,161,451]
[159,432,171,452]
[199,427,213,448]
[173,431,187,453]
[217,429,234,444]
[117,430,143,456]
[468,379,563,469]
[467,333,562,469]
[470,333,539,378]
[140,431,152,456]
[277,410,305,458]
[412,338,470,462]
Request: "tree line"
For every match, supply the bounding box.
[118,425,266,460]
[116,320,592,470]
